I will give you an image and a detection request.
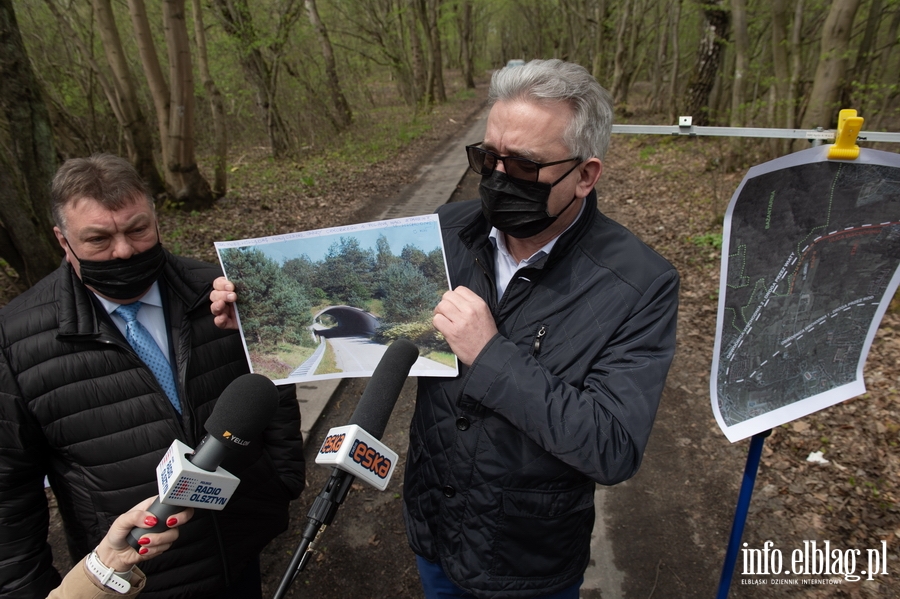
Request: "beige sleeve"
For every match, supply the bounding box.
[46,557,147,599]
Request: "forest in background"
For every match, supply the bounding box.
[2,0,899,298]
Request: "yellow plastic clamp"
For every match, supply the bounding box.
[827,109,864,160]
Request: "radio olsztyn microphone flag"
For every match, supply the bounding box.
[155,439,240,508]
[128,373,280,548]
[153,373,279,508]
[315,425,398,491]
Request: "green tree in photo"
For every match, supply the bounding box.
[422,247,448,288]
[372,234,400,299]
[220,247,313,348]
[317,237,376,306]
[397,243,447,290]
[283,254,319,289]
[400,244,427,270]
[382,261,439,323]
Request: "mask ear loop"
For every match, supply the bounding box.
[549,194,579,219]
[63,238,84,264]
[545,159,583,218]
[549,159,583,187]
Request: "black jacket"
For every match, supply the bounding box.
[0,251,305,599]
[403,192,679,597]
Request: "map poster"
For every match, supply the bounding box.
[215,214,458,385]
[711,145,900,442]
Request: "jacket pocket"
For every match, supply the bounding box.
[491,483,595,580]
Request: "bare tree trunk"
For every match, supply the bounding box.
[800,0,862,131]
[415,0,435,106]
[163,0,213,209]
[591,0,609,82]
[725,0,749,169]
[846,0,883,112]
[682,0,730,125]
[92,0,165,196]
[787,0,803,131]
[667,0,683,122]
[428,0,446,103]
[877,7,900,83]
[414,0,445,106]
[0,0,62,289]
[770,0,790,154]
[191,0,227,197]
[610,0,632,105]
[210,0,296,158]
[407,0,426,103]
[42,1,120,123]
[457,0,475,88]
[729,0,749,127]
[710,41,731,120]
[650,1,668,114]
[127,0,170,177]
[621,0,647,107]
[871,8,900,130]
[559,0,585,63]
[306,0,352,129]
[770,0,789,123]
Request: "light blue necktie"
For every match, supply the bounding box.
[115,302,182,413]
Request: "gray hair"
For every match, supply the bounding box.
[488,59,614,160]
[51,153,154,232]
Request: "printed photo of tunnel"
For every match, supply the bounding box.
[215,214,458,384]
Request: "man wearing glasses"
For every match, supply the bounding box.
[405,59,679,598]
[210,59,678,598]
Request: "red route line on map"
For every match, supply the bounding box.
[788,222,899,294]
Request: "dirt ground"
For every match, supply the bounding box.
[40,78,899,598]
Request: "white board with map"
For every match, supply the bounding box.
[711,145,900,442]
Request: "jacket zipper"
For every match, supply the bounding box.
[474,256,499,314]
[531,325,547,357]
[475,252,545,356]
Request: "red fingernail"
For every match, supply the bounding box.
[166,517,178,527]
[139,547,148,555]
[138,537,151,546]
[144,516,158,527]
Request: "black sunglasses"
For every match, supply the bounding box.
[465,143,581,184]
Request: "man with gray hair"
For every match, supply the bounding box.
[408,58,679,597]
[0,154,305,599]
[209,59,679,598]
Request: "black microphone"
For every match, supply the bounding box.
[127,373,279,549]
[346,338,419,438]
[189,374,280,469]
[273,338,419,599]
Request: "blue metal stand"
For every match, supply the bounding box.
[716,429,772,598]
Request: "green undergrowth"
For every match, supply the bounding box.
[222,84,482,196]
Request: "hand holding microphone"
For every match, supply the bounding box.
[111,497,193,563]
[127,373,280,549]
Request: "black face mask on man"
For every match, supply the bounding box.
[479,163,581,239]
[66,240,167,300]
